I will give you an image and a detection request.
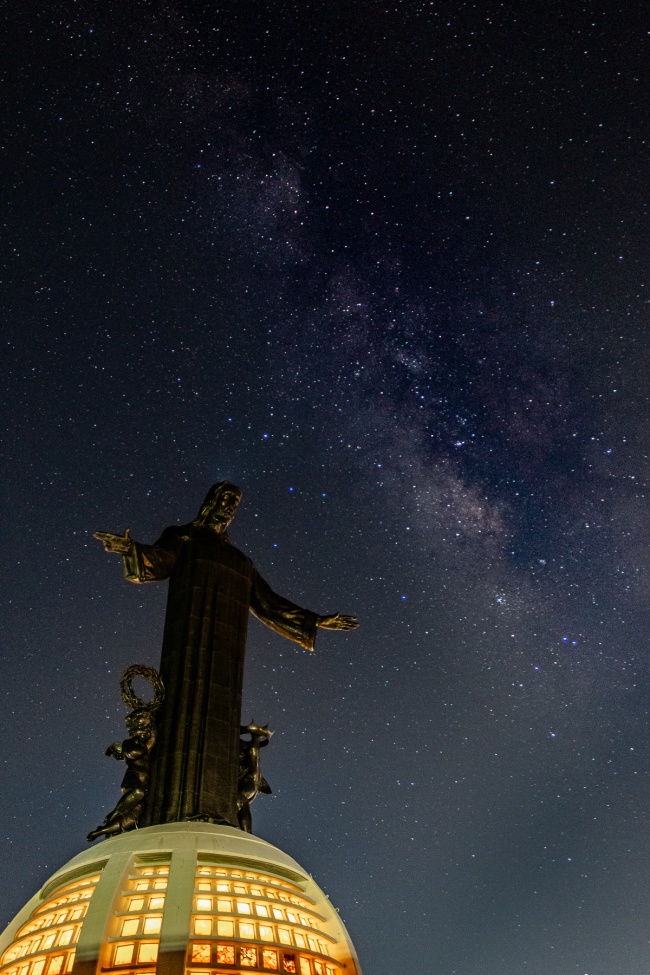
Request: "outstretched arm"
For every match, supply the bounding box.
[94,526,183,582]
[250,569,359,650]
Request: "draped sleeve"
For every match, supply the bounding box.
[250,568,319,651]
[121,526,187,583]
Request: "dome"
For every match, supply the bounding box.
[0,824,362,975]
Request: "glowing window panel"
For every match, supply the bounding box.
[190,944,211,965]
[314,962,325,975]
[256,904,269,917]
[239,922,255,939]
[299,961,311,975]
[47,956,64,975]
[278,929,292,945]
[197,883,211,892]
[279,895,289,902]
[263,949,279,971]
[56,932,74,948]
[41,937,56,952]
[294,933,306,948]
[233,885,246,894]
[259,925,274,942]
[64,952,75,973]
[299,916,309,927]
[215,945,235,965]
[193,919,212,937]
[216,920,234,938]
[113,944,134,966]
[318,941,327,954]
[198,868,210,876]
[142,916,162,935]
[148,896,165,910]
[272,909,284,920]
[120,919,139,937]
[128,898,145,912]
[134,882,150,891]
[236,901,251,914]
[216,899,231,912]
[307,937,318,952]
[267,891,277,900]
[216,883,229,892]
[326,967,336,975]
[240,946,257,968]
[196,898,212,912]
[282,955,297,974]
[153,880,167,890]
[231,871,242,878]
[286,912,297,923]
[32,960,45,975]
[138,941,158,965]
[251,887,262,897]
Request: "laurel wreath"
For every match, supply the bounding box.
[120,664,165,712]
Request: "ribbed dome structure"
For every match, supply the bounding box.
[0,824,362,975]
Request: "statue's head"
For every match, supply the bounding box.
[194,481,243,531]
[126,709,154,743]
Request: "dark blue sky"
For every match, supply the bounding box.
[4,2,650,973]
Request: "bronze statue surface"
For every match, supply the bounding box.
[94,482,358,831]
[87,665,164,841]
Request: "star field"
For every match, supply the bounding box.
[3,2,650,974]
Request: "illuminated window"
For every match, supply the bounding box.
[278,929,292,945]
[239,922,255,939]
[294,933,306,948]
[299,961,311,975]
[128,898,145,912]
[259,926,274,942]
[47,957,64,975]
[190,944,211,964]
[215,945,235,965]
[272,908,284,920]
[193,919,211,937]
[236,901,251,914]
[113,944,134,966]
[256,904,270,917]
[263,949,279,970]
[282,955,297,974]
[216,899,231,912]
[197,883,211,892]
[286,912,297,924]
[308,937,318,952]
[251,887,262,897]
[240,946,257,968]
[216,882,229,892]
[121,919,139,937]
[142,916,162,935]
[148,897,165,911]
[196,898,212,912]
[314,962,325,975]
[233,885,246,894]
[153,880,167,890]
[216,920,234,938]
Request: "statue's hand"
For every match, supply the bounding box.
[106,742,123,758]
[317,613,359,631]
[94,529,132,554]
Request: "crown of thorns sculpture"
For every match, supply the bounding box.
[120,664,165,713]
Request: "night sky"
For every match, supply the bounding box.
[4,2,650,973]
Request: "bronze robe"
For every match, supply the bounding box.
[122,524,318,827]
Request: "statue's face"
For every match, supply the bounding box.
[207,486,242,528]
[127,713,153,742]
